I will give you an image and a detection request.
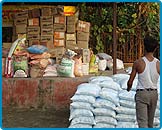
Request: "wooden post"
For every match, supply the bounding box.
[113,3,117,74]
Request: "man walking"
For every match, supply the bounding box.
[127,35,160,128]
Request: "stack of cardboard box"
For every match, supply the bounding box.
[14,10,28,34]
[53,16,66,47]
[27,17,40,46]
[40,15,54,49]
[66,15,78,50]
[76,20,90,49]
[13,6,91,65]
[26,8,40,46]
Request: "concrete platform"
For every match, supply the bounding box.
[3,70,126,110]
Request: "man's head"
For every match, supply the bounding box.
[144,35,159,53]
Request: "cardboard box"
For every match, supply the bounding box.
[67,24,76,33]
[41,7,52,16]
[40,35,54,49]
[49,47,65,58]
[77,41,88,49]
[66,33,76,41]
[51,6,58,15]
[14,17,27,25]
[27,26,40,34]
[77,20,90,33]
[66,41,78,50]
[54,32,65,39]
[28,8,41,18]
[55,47,65,56]
[28,39,40,46]
[53,24,66,32]
[28,18,39,26]
[66,40,76,45]
[40,16,53,23]
[54,39,65,47]
[41,41,54,49]
[53,6,64,15]
[67,15,78,25]
[3,42,12,49]
[41,28,53,35]
[27,34,40,40]
[14,10,28,18]
[77,31,90,41]
[41,22,53,29]
[16,24,27,34]
[41,35,53,42]
[82,49,90,63]
[54,16,66,24]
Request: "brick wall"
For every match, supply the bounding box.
[2,77,89,110]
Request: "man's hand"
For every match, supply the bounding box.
[127,86,131,92]
[127,81,132,92]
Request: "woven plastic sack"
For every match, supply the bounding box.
[111,73,130,83]
[93,108,116,118]
[119,90,136,101]
[154,118,160,126]
[116,114,136,122]
[88,76,113,84]
[57,58,75,77]
[93,98,116,110]
[70,95,96,104]
[76,83,101,97]
[99,88,119,106]
[97,53,112,60]
[70,101,93,111]
[93,123,115,128]
[70,117,96,126]
[69,109,93,121]
[95,116,117,125]
[69,124,92,128]
[119,99,135,109]
[120,78,138,91]
[27,45,48,54]
[116,121,138,128]
[99,81,122,91]
[155,109,160,117]
[115,106,136,115]
[98,59,107,71]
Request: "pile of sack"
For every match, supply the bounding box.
[69,74,160,128]
[4,35,125,78]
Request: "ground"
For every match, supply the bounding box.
[2,108,70,128]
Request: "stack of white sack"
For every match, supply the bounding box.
[68,83,101,128]
[113,73,137,128]
[91,77,121,128]
[88,76,114,85]
[115,90,138,128]
[154,100,160,128]
[154,77,160,128]
[112,73,138,91]
[112,74,130,84]
[69,75,160,128]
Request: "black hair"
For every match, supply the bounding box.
[144,35,159,53]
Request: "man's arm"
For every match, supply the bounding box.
[127,61,137,92]
[156,61,160,75]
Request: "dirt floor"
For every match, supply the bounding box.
[2,108,70,128]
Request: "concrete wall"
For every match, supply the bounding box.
[2,77,89,110]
